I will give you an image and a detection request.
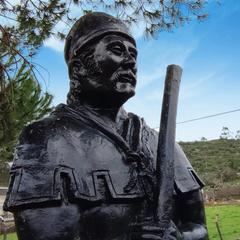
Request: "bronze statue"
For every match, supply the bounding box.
[4,12,208,240]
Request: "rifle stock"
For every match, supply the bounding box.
[154,65,182,238]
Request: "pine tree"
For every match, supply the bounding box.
[0,0,210,77]
[0,0,211,164]
[0,60,53,164]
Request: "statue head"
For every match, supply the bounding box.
[64,12,137,107]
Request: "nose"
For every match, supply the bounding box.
[122,52,137,74]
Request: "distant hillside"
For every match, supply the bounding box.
[179,139,240,197]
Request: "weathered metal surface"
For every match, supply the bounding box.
[154,65,182,238]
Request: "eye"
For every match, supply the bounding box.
[130,51,137,59]
[109,44,124,56]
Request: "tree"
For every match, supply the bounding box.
[220,127,231,139]
[0,0,209,75]
[1,0,209,42]
[235,130,240,140]
[0,0,210,163]
[0,0,211,110]
[0,60,53,163]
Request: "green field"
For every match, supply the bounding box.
[0,233,16,240]
[206,204,240,240]
[1,204,240,240]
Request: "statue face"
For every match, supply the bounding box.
[80,34,137,104]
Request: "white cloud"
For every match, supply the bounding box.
[131,21,146,39]
[137,41,198,91]
[44,16,146,52]
[54,20,70,33]
[44,36,65,52]
[43,19,72,52]
[179,73,217,100]
[144,70,222,102]
[0,0,20,27]
[9,0,20,5]
[145,89,163,101]
[43,13,145,52]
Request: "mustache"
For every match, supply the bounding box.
[112,70,137,86]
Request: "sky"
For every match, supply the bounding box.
[31,0,240,142]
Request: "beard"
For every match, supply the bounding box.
[111,69,136,88]
[82,70,136,99]
[67,54,136,105]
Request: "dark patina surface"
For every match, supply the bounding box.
[4,12,208,240]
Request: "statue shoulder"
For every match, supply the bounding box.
[11,113,65,171]
[19,115,56,145]
[136,123,205,194]
[174,143,205,194]
[19,104,89,145]
[4,113,64,211]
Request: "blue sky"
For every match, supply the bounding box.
[34,0,240,141]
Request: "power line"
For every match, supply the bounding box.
[177,108,240,124]
[153,108,240,129]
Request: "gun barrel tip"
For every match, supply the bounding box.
[167,64,182,72]
[166,64,183,80]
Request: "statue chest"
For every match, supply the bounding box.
[47,127,145,202]
[79,202,142,240]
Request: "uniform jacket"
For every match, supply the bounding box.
[4,104,204,211]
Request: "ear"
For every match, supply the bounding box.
[68,59,87,81]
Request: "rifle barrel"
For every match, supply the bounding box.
[154,65,182,237]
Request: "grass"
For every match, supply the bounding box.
[0,233,16,240]
[206,204,240,240]
[1,205,240,240]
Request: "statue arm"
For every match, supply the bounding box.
[13,174,81,240]
[7,120,82,240]
[178,190,208,240]
[14,201,81,240]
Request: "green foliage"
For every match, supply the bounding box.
[0,0,210,67]
[206,204,240,240]
[0,0,211,163]
[0,61,53,163]
[0,1,67,104]
[0,233,17,240]
[179,139,240,188]
[220,126,234,139]
[235,130,240,139]
[1,0,209,41]
[1,0,66,49]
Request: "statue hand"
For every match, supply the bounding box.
[181,224,208,240]
[163,221,183,240]
[130,220,182,240]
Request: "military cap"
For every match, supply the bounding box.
[64,12,136,64]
